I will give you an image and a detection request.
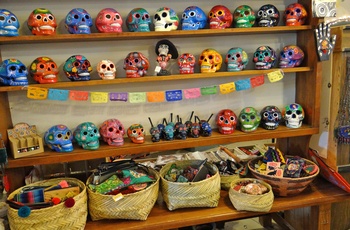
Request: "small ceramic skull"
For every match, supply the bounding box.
[74,122,100,150]
[63,55,92,81]
[260,105,282,130]
[189,122,200,138]
[225,47,248,72]
[282,103,305,128]
[0,59,28,86]
[150,126,160,142]
[127,124,145,144]
[256,4,280,27]
[199,120,212,137]
[284,3,307,26]
[253,46,277,70]
[126,8,151,32]
[99,119,125,146]
[27,8,57,35]
[175,123,187,140]
[97,59,116,80]
[65,8,93,34]
[153,7,179,31]
[279,45,304,68]
[123,52,150,78]
[208,5,233,29]
[216,109,237,134]
[199,48,222,73]
[44,124,73,152]
[178,53,196,74]
[0,9,20,36]
[30,56,58,84]
[181,6,207,30]
[95,8,123,33]
[164,124,174,141]
[233,5,256,28]
[239,107,261,132]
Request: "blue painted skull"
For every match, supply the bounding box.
[74,122,100,150]
[0,9,20,36]
[65,8,92,34]
[126,8,151,32]
[0,59,28,86]
[44,124,73,152]
[279,45,304,68]
[181,6,207,30]
[225,47,248,72]
[63,55,92,81]
[257,4,280,27]
[253,46,276,70]
[260,105,282,130]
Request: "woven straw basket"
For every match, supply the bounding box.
[229,178,274,212]
[87,167,159,221]
[220,174,240,191]
[159,160,221,211]
[7,177,87,230]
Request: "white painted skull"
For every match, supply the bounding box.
[282,103,304,128]
[97,59,116,80]
[153,7,179,31]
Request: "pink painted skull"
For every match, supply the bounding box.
[96,8,123,33]
[123,52,150,78]
[208,5,233,29]
[178,53,195,74]
[99,119,125,146]
[284,3,307,26]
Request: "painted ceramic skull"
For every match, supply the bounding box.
[0,59,28,86]
[279,45,304,68]
[164,123,174,141]
[175,123,187,140]
[65,8,93,34]
[199,120,212,137]
[99,119,125,146]
[216,109,237,134]
[74,122,100,150]
[153,7,179,31]
[127,124,145,144]
[284,3,307,26]
[199,48,222,73]
[150,126,160,142]
[208,5,233,29]
[233,5,256,28]
[257,4,280,27]
[189,122,200,138]
[239,107,261,132]
[95,8,122,33]
[282,103,305,128]
[253,46,277,70]
[123,52,150,78]
[260,105,282,130]
[126,8,151,32]
[30,56,58,84]
[225,47,248,72]
[44,124,73,152]
[97,59,116,80]
[63,55,92,81]
[0,9,20,36]
[178,53,196,74]
[181,6,207,30]
[27,8,57,35]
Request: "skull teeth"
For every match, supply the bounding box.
[44,74,56,79]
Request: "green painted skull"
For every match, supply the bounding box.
[239,107,261,132]
[74,122,100,150]
[233,5,256,28]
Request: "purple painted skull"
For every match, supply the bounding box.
[279,45,304,68]
[44,124,73,152]
[65,8,93,34]
[99,119,125,146]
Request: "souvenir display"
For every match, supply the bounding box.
[260,105,282,130]
[256,4,280,27]
[181,6,207,30]
[0,9,19,36]
[155,39,178,76]
[233,5,256,28]
[74,122,100,150]
[30,56,58,84]
[199,48,222,73]
[65,8,93,34]
[127,124,145,144]
[239,107,261,132]
[282,103,304,128]
[27,8,57,35]
[63,55,92,81]
[123,52,150,78]
[96,59,116,80]
[225,47,248,72]
[99,118,125,146]
[95,8,123,33]
[279,45,304,68]
[153,7,179,31]
[0,58,28,86]
[178,53,195,74]
[148,117,161,142]
[284,3,307,26]
[126,8,151,32]
[253,46,276,70]
[208,5,233,29]
[44,124,73,152]
[216,109,237,135]
[315,22,336,62]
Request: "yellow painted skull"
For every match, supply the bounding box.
[198,48,222,73]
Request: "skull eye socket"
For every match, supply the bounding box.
[295,8,301,14]
[105,14,111,19]
[267,9,273,14]
[83,131,88,135]
[141,128,144,132]
[35,15,42,20]
[144,14,150,19]
[263,112,269,117]
[257,11,263,16]
[119,126,123,131]
[288,51,293,56]
[264,51,270,56]
[132,130,137,134]
[83,60,90,66]
[135,13,141,18]
[57,133,62,138]
[219,116,224,121]
[101,64,107,69]
[227,54,232,58]
[85,15,90,20]
[0,16,4,21]
[285,10,291,15]
[286,111,292,115]
[244,11,250,15]
[179,58,184,62]
[209,12,214,17]
[236,54,241,58]
[74,14,79,19]
[273,112,279,117]
[73,61,80,67]
[109,64,115,68]
[189,11,196,17]
[39,64,45,69]
[20,65,26,71]
[241,115,247,120]
[48,15,54,20]
[296,110,302,115]
[9,66,16,71]
[217,10,223,16]
[162,12,168,18]
[230,116,235,121]
[208,55,213,59]
[188,57,193,62]
[108,127,114,132]
[93,129,98,133]
[134,58,139,63]
[51,63,56,68]
[200,55,204,60]
[116,14,121,19]
[250,115,256,119]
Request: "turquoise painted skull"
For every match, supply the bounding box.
[74,122,100,150]
[225,47,248,72]
[239,107,261,132]
[233,5,256,28]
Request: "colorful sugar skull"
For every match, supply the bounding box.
[239,107,261,132]
[199,120,212,137]
[284,3,307,26]
[0,9,20,36]
[208,5,233,29]
[175,122,187,140]
[153,7,179,31]
[282,103,305,128]
[65,8,93,34]
[199,48,222,73]
[150,126,160,142]
[99,119,125,146]
[30,56,58,84]
[256,4,280,27]
[0,59,28,86]
[253,46,276,70]
[97,59,116,80]
[127,124,145,144]
[63,55,92,81]
[126,8,151,32]
[216,109,237,134]
[233,5,256,28]
[279,45,304,68]
[164,123,174,141]
[178,53,195,74]
[225,47,248,72]
[189,122,200,138]
[44,124,73,152]
[27,8,57,35]
[123,52,150,78]
[260,105,282,130]
[181,6,207,30]
[74,122,100,150]
[95,8,122,33]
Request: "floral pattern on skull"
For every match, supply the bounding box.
[153,7,179,31]
[30,56,58,84]
[123,52,150,78]
[178,53,196,74]
[284,3,307,26]
[260,105,282,130]
[27,8,57,35]
[279,45,304,68]
[99,119,125,146]
[65,8,92,34]
[208,5,233,29]
[0,58,28,86]
[44,124,73,152]
[233,5,256,28]
[225,47,248,72]
[126,8,151,32]
[74,122,100,150]
[199,48,222,73]
[63,55,92,81]
[253,46,276,70]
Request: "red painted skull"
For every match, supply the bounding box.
[284,3,307,26]
[99,119,125,146]
[123,52,150,78]
[208,5,233,29]
[178,53,195,74]
[29,56,58,84]
[216,109,237,134]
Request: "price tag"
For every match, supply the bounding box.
[219,82,235,94]
[90,92,108,103]
[200,86,217,95]
[235,79,251,91]
[48,89,69,101]
[250,75,265,87]
[147,91,165,102]
[69,90,89,101]
[166,90,182,101]
[183,88,201,99]
[267,70,284,82]
[109,92,128,102]
[27,87,48,100]
[129,92,147,103]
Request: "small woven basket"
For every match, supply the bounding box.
[159,160,221,211]
[229,178,274,212]
[87,167,159,221]
[7,177,87,230]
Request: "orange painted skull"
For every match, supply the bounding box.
[284,3,307,26]
[30,56,58,84]
[127,124,145,144]
[27,8,57,35]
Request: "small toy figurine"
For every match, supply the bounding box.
[95,8,123,33]
[27,8,57,35]
[30,56,58,84]
[148,117,160,142]
[155,39,178,76]
[0,59,28,86]
[0,9,20,36]
[65,8,93,34]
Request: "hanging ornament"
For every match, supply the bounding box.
[314,22,336,61]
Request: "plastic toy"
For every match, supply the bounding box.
[0,58,28,86]
[225,47,248,72]
[284,3,307,26]
[65,8,92,34]
[260,105,282,130]
[155,39,178,76]
[256,4,280,27]
[181,6,207,30]
[0,9,20,36]
[178,53,195,74]
[30,56,58,84]
[239,107,261,132]
[208,5,232,29]
[63,55,92,81]
[279,45,304,68]
[199,48,222,73]
[126,8,151,32]
[99,119,125,146]
[74,122,100,150]
[44,124,73,152]
[97,59,116,80]
[282,103,304,128]
[233,5,256,28]
[127,124,145,144]
[27,8,57,35]
[253,46,276,70]
[95,8,122,33]
[123,52,150,78]
[153,7,179,31]
[216,109,237,135]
